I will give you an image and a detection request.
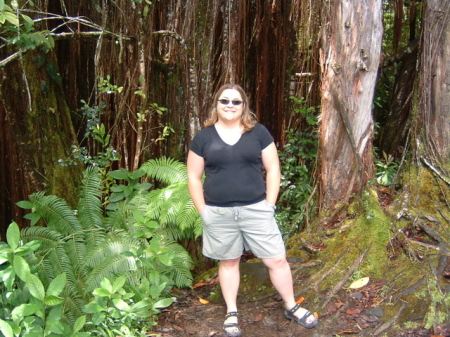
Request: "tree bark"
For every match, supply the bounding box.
[318,0,382,209]
[416,0,450,165]
[0,50,82,237]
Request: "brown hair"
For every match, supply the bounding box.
[203,84,257,132]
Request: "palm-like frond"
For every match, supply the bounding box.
[17,163,195,326]
[29,192,83,235]
[156,235,193,288]
[84,248,140,290]
[140,157,187,185]
[77,166,104,232]
[143,180,202,240]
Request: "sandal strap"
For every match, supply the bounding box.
[225,311,239,319]
[286,303,302,315]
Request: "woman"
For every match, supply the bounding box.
[187,84,318,336]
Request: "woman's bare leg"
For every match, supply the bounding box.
[262,255,317,325]
[219,258,241,334]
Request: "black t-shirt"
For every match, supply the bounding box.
[189,123,274,206]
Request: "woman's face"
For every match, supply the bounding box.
[216,89,244,124]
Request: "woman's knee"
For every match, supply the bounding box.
[220,257,241,268]
[262,256,288,269]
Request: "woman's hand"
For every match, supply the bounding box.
[187,150,206,213]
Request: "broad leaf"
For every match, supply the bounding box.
[112,275,126,293]
[73,315,86,334]
[44,295,65,306]
[11,304,41,320]
[349,277,370,289]
[112,298,130,312]
[100,277,113,293]
[46,273,66,297]
[6,222,20,250]
[153,297,174,309]
[92,288,111,297]
[0,318,13,337]
[27,274,45,301]
[13,255,31,282]
[16,200,33,209]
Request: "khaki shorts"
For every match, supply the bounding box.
[200,200,286,260]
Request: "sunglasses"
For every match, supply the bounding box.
[218,99,243,106]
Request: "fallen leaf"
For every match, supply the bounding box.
[336,330,359,335]
[334,300,345,308]
[198,296,210,304]
[253,313,264,322]
[193,280,215,288]
[346,308,364,314]
[313,312,319,319]
[349,277,370,289]
[295,296,305,304]
[173,325,184,331]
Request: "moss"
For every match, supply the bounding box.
[315,188,392,288]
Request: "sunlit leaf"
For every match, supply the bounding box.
[349,277,369,289]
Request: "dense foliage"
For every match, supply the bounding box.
[0,164,193,336]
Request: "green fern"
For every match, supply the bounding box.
[140,156,187,185]
[18,165,193,326]
[138,158,203,240]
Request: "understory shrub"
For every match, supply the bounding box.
[0,163,194,336]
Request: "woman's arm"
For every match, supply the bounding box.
[262,142,281,205]
[187,150,206,213]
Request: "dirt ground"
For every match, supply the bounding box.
[154,276,449,337]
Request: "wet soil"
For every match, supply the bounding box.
[154,275,449,337]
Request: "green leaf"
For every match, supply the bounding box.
[109,169,130,180]
[16,200,33,209]
[11,303,41,320]
[47,305,63,321]
[13,255,31,282]
[23,212,41,226]
[92,288,111,297]
[100,277,112,293]
[0,318,14,337]
[157,253,174,266]
[153,297,174,309]
[44,320,65,335]
[112,275,126,293]
[112,298,130,312]
[132,210,146,223]
[44,295,65,306]
[4,11,19,26]
[47,273,66,297]
[20,14,34,26]
[27,274,45,301]
[0,0,4,11]
[6,222,20,250]
[1,266,15,291]
[73,315,86,333]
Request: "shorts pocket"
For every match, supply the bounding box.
[263,200,276,211]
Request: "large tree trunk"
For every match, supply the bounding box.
[416,0,450,165]
[318,0,383,210]
[0,50,83,238]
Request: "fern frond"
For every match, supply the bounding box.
[29,192,83,235]
[142,180,200,240]
[140,157,187,185]
[78,166,104,230]
[155,235,193,288]
[84,253,140,290]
